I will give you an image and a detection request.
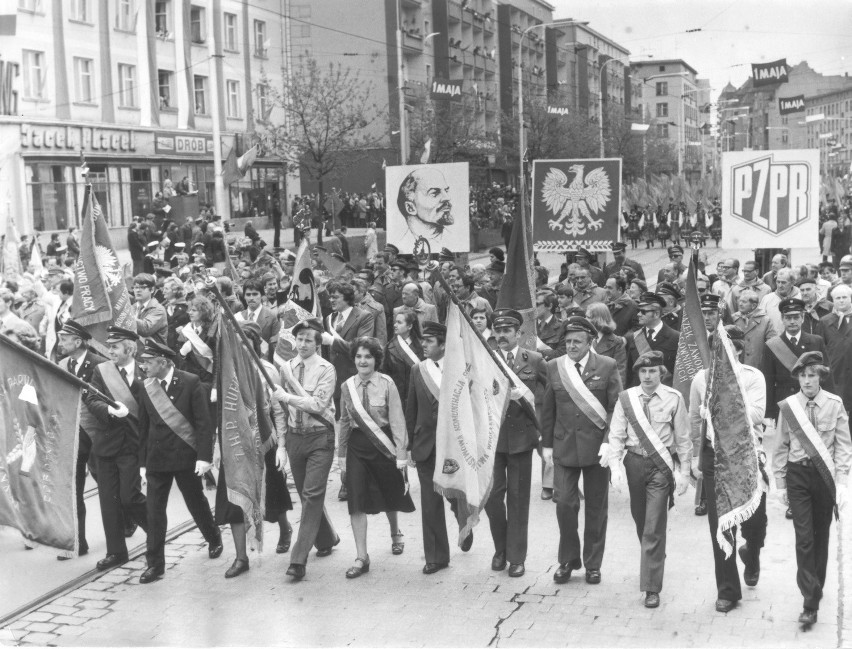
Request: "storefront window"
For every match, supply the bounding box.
[26,164,75,232]
[228,165,284,219]
[130,167,153,217]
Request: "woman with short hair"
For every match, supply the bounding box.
[586,302,628,385]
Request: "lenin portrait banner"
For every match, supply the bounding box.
[531,158,622,253]
[721,150,819,249]
[385,162,470,255]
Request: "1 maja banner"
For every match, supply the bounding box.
[751,59,789,87]
[386,162,470,255]
[430,79,463,101]
[531,158,622,253]
[779,95,805,115]
[721,150,819,249]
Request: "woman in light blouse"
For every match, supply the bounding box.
[339,336,415,578]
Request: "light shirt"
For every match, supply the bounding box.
[339,372,407,460]
[120,359,136,382]
[645,320,663,340]
[160,366,175,389]
[572,351,591,375]
[282,352,337,430]
[334,306,353,330]
[502,345,520,365]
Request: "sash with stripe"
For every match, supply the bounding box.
[557,357,608,430]
[420,359,442,401]
[274,358,335,431]
[181,324,214,372]
[144,379,197,451]
[634,330,652,357]
[494,351,537,424]
[779,396,838,517]
[344,377,396,461]
[619,389,676,508]
[766,336,799,372]
[100,362,139,420]
[396,336,420,367]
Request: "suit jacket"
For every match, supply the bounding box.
[819,312,852,412]
[731,308,776,369]
[86,361,146,457]
[603,258,645,281]
[325,306,375,393]
[624,323,679,386]
[382,336,424,409]
[138,369,213,472]
[661,307,683,332]
[541,353,622,467]
[593,333,628,386]
[537,315,564,360]
[238,305,281,348]
[609,294,639,336]
[135,298,168,347]
[497,348,547,454]
[360,295,388,344]
[406,362,440,462]
[165,302,190,351]
[393,299,438,331]
[128,228,145,260]
[60,349,107,437]
[802,301,832,336]
[574,285,607,309]
[762,332,832,419]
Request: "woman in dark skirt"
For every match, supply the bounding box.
[338,336,415,579]
[382,311,423,411]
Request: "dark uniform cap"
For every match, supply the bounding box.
[492,309,523,328]
[154,266,174,278]
[106,325,139,343]
[839,255,852,270]
[791,351,825,377]
[633,350,666,370]
[637,292,667,309]
[561,316,597,337]
[488,247,505,262]
[389,259,408,271]
[292,318,324,336]
[133,273,156,288]
[438,247,455,262]
[575,247,592,259]
[779,297,806,315]
[59,319,91,340]
[723,324,744,341]
[140,339,175,359]
[384,243,400,255]
[612,241,627,252]
[657,282,681,299]
[668,245,684,256]
[330,252,346,264]
[489,260,506,274]
[700,294,721,311]
[421,321,447,338]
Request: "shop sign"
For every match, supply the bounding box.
[20,124,137,151]
[155,134,214,155]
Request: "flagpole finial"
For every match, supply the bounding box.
[79,150,89,185]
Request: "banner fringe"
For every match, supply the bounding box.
[716,487,763,559]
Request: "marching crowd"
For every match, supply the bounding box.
[3,201,852,630]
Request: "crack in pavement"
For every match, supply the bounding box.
[488,585,530,648]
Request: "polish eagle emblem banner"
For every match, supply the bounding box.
[532,158,622,253]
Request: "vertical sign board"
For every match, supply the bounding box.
[721,150,819,249]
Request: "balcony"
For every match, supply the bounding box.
[448,1,461,23]
[483,57,496,74]
[401,0,421,6]
[402,31,423,54]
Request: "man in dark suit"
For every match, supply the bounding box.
[237,278,281,357]
[605,275,639,336]
[137,340,222,583]
[541,316,623,585]
[85,326,149,570]
[406,321,469,574]
[603,241,645,281]
[485,310,547,577]
[133,274,168,350]
[128,222,146,276]
[536,293,564,360]
[624,293,679,387]
[799,277,832,336]
[56,320,107,558]
[162,277,190,351]
[819,284,852,413]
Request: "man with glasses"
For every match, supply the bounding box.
[656,246,686,284]
[730,261,771,314]
[762,253,789,292]
[712,259,740,306]
[625,293,679,387]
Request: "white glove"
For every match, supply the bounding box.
[276,447,288,469]
[272,385,289,404]
[321,332,334,346]
[195,460,212,476]
[140,467,147,487]
[609,461,626,491]
[396,458,408,470]
[509,386,522,401]
[212,441,221,470]
[699,404,708,420]
[838,487,848,512]
[676,471,690,496]
[777,489,789,507]
[542,447,553,466]
[691,456,702,480]
[598,443,613,468]
[108,402,129,419]
[180,340,192,356]
[210,388,217,403]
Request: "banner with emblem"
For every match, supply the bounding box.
[531,158,622,253]
[673,251,710,405]
[721,150,819,249]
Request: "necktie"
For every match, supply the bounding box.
[506,351,514,367]
[790,336,798,347]
[68,358,77,375]
[575,362,582,376]
[640,393,653,421]
[120,368,128,384]
[806,400,817,428]
[362,380,371,410]
[646,328,654,342]
[335,313,343,331]
[161,379,168,393]
[295,363,305,427]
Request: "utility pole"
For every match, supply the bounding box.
[396,0,408,164]
[207,6,228,217]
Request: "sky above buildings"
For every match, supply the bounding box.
[555,0,852,98]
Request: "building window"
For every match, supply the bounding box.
[190,5,205,43]
[22,50,46,99]
[70,0,91,21]
[194,75,207,114]
[656,102,668,118]
[226,80,240,118]
[118,63,136,107]
[154,0,169,36]
[224,13,237,50]
[658,65,666,72]
[254,20,267,57]
[158,70,173,108]
[18,0,43,12]
[115,0,134,31]
[656,123,669,138]
[782,132,788,144]
[256,83,269,120]
[655,81,667,97]
[74,57,94,103]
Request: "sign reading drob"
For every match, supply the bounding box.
[721,149,819,248]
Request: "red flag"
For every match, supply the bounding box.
[673,250,710,406]
[496,212,536,351]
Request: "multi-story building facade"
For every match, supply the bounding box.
[804,87,852,176]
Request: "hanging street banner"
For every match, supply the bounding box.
[531,158,622,253]
[430,79,463,102]
[751,59,789,87]
[546,105,571,116]
[778,95,805,115]
[721,149,819,249]
[386,162,470,254]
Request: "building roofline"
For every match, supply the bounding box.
[806,84,852,103]
[569,23,630,56]
[631,59,699,76]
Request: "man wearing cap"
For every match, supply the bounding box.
[657,282,683,332]
[384,243,400,265]
[542,316,622,586]
[85,326,149,570]
[272,318,340,580]
[136,340,222,583]
[625,293,679,387]
[485,309,547,578]
[798,276,832,336]
[731,288,776,370]
[573,267,607,310]
[774,351,851,628]
[601,350,691,608]
[573,249,605,288]
[57,320,108,558]
[133,274,168,350]
[819,284,852,414]
[837,255,852,288]
[690,326,768,612]
[655,246,686,285]
[603,242,645,282]
[394,282,438,331]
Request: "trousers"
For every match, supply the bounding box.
[624,452,670,593]
[416,454,461,565]
[96,453,149,556]
[485,450,533,564]
[553,463,609,569]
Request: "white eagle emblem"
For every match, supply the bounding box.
[541,164,611,236]
[96,245,123,289]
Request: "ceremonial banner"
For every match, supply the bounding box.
[219,316,275,551]
[386,162,470,254]
[430,78,463,102]
[286,238,321,318]
[751,59,788,87]
[673,251,711,405]
[1,214,21,277]
[707,322,762,559]
[434,303,511,545]
[778,95,805,115]
[496,209,536,352]
[721,150,819,249]
[532,158,622,253]
[222,144,259,185]
[0,334,81,556]
[273,299,314,364]
[71,185,136,344]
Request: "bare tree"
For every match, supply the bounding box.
[501,96,599,164]
[407,96,497,163]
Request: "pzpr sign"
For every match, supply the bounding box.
[721,149,819,249]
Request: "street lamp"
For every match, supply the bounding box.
[630,121,650,180]
[598,54,653,157]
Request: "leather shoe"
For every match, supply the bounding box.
[460,531,473,552]
[345,557,370,579]
[423,562,449,575]
[286,563,306,580]
[208,538,224,559]
[585,569,601,585]
[508,563,525,578]
[316,537,340,557]
[738,543,760,587]
[276,524,293,554]
[491,551,507,571]
[338,484,348,501]
[798,608,817,628]
[224,558,249,579]
[124,522,138,538]
[715,598,738,613]
[694,502,707,516]
[645,592,660,608]
[541,488,553,500]
[97,553,129,571]
[139,565,164,584]
[553,562,579,584]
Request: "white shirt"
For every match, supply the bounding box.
[160,366,175,389]
[572,351,591,374]
[334,306,353,330]
[120,359,136,381]
[645,321,663,340]
[502,346,520,365]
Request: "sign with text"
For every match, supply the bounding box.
[751,58,789,87]
[778,95,805,115]
[721,149,819,248]
[20,124,137,152]
[430,79,463,102]
[155,134,215,155]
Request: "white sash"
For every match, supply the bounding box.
[397,336,420,366]
[344,378,396,460]
[421,359,442,401]
[558,357,608,427]
[181,324,213,363]
[785,396,837,477]
[626,389,675,473]
[494,351,535,410]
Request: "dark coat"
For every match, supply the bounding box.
[128,228,145,261]
[801,301,832,336]
[496,348,547,454]
[819,313,852,412]
[608,294,639,336]
[762,332,832,419]
[406,362,440,463]
[624,323,679,386]
[165,302,190,351]
[593,332,628,386]
[537,315,564,360]
[86,361,146,457]
[382,336,424,410]
[603,257,645,281]
[325,306,376,402]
